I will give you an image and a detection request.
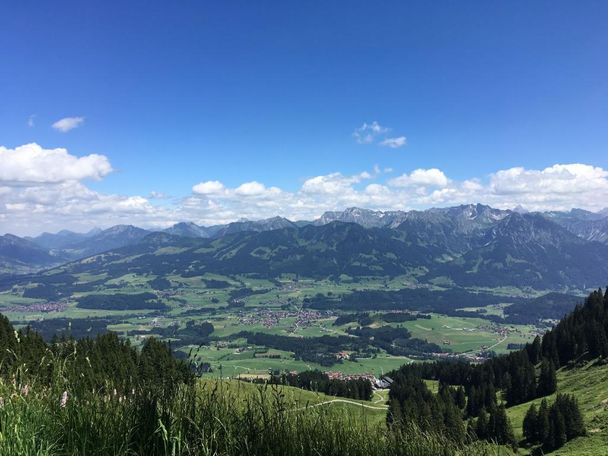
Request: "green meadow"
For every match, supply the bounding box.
[0,272,547,378]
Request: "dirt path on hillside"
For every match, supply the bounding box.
[291,399,389,412]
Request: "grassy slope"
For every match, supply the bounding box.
[244,359,608,455]
[201,379,517,455]
[506,360,608,455]
[199,379,389,426]
[252,363,608,455]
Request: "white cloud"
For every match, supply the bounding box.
[380,136,407,148]
[301,172,370,195]
[52,116,85,132]
[27,115,36,128]
[192,180,225,195]
[149,191,169,199]
[364,184,391,198]
[0,143,112,184]
[353,122,407,149]
[489,164,608,195]
[0,178,170,236]
[0,143,173,235]
[462,179,483,192]
[2,142,608,236]
[235,181,268,196]
[389,168,449,188]
[353,121,389,144]
[183,163,608,227]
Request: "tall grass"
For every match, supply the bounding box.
[0,348,507,455]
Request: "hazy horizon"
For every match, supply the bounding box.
[4,202,608,238]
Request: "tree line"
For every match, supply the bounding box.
[0,313,192,399]
[265,370,373,401]
[523,394,585,453]
[387,287,608,451]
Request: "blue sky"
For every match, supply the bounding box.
[1,1,608,235]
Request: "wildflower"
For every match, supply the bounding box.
[60,391,68,408]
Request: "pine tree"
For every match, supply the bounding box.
[541,331,560,367]
[528,335,542,365]
[475,409,489,440]
[588,322,608,358]
[484,382,497,410]
[387,398,402,425]
[443,400,466,444]
[523,403,539,443]
[567,397,585,439]
[537,399,550,443]
[488,405,516,447]
[537,358,557,397]
[454,386,466,410]
[555,394,585,441]
[467,385,479,417]
[505,353,536,405]
[546,404,567,451]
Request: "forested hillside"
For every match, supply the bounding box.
[388,287,608,453]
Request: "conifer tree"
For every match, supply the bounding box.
[555,394,585,440]
[528,335,542,365]
[454,386,466,409]
[488,405,516,447]
[467,385,479,417]
[546,405,566,451]
[475,409,489,440]
[443,400,465,444]
[588,321,608,358]
[537,399,550,443]
[523,403,538,443]
[537,358,557,397]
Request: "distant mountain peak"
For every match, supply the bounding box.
[163,221,212,238]
[513,205,528,214]
[343,207,377,215]
[102,224,143,234]
[264,215,291,222]
[315,207,392,228]
[314,204,512,231]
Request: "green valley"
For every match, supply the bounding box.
[0,268,551,379]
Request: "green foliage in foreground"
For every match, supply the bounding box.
[0,311,507,456]
[0,378,508,456]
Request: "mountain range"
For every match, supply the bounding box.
[2,204,608,291]
[2,204,608,290]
